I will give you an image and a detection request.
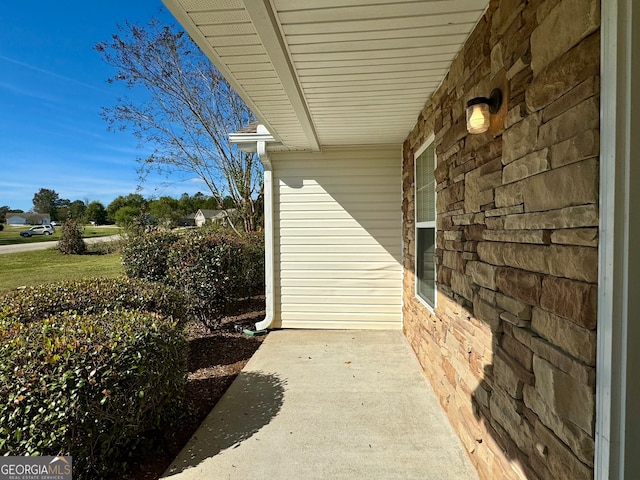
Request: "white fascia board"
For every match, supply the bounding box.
[242,0,320,152]
[229,136,276,153]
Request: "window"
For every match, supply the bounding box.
[415,141,436,308]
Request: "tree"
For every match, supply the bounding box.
[69,200,87,222]
[85,201,108,225]
[177,192,212,216]
[96,19,262,232]
[56,198,71,221]
[57,218,86,255]
[0,206,10,224]
[106,194,146,224]
[220,196,235,209]
[32,188,60,220]
[114,205,142,228]
[149,196,181,227]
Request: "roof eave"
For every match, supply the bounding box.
[162,0,319,152]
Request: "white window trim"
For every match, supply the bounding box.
[596,0,640,478]
[414,135,437,312]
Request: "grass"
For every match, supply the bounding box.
[0,225,122,246]
[0,248,124,295]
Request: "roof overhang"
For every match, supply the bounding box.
[162,0,489,151]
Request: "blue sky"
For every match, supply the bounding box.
[0,1,208,212]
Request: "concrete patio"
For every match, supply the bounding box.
[162,330,477,480]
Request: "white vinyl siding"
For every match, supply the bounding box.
[271,147,402,329]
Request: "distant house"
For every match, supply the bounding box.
[181,213,196,227]
[6,213,51,226]
[6,215,26,225]
[194,209,233,227]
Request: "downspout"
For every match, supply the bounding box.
[255,139,274,331]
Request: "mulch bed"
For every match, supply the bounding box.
[123,297,267,480]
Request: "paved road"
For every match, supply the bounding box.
[0,235,121,255]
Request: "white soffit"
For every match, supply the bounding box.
[163,0,489,150]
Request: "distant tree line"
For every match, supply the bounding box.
[2,188,241,229]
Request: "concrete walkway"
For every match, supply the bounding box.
[162,330,477,480]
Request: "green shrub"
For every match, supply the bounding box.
[121,228,265,330]
[88,237,124,255]
[57,218,87,255]
[167,231,245,329]
[121,230,179,281]
[0,309,187,479]
[239,232,265,298]
[0,277,189,324]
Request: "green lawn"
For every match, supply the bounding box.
[0,225,122,245]
[0,248,124,294]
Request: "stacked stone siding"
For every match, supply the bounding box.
[402,1,600,479]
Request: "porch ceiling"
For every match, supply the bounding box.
[162,0,489,151]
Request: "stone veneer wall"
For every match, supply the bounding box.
[401,0,600,479]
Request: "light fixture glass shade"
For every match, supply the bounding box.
[466,102,490,134]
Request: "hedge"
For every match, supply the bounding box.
[167,231,245,329]
[0,309,187,479]
[238,232,265,298]
[0,277,189,324]
[121,230,180,281]
[121,229,265,330]
[0,277,189,477]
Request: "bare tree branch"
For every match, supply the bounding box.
[95,19,261,232]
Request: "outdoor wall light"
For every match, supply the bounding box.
[466,88,503,134]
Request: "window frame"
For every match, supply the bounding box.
[414,136,437,311]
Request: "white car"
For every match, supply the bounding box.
[20,225,55,237]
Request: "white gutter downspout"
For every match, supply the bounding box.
[255,139,274,331]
